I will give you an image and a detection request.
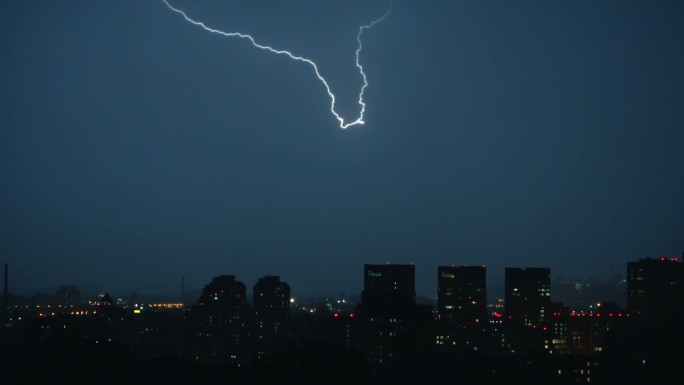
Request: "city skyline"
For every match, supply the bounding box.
[5,254,670,304]
[3,251,679,299]
[3,252,682,384]
[2,1,683,301]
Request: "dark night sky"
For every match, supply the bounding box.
[2,0,683,299]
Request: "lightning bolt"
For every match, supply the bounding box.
[162,0,391,129]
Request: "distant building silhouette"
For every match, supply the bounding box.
[2,264,8,322]
[627,256,684,318]
[356,263,431,367]
[552,275,627,310]
[361,263,416,309]
[196,275,248,311]
[253,275,291,358]
[55,285,80,306]
[3,264,7,312]
[99,292,113,306]
[190,275,252,364]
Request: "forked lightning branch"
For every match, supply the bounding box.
[162,0,391,129]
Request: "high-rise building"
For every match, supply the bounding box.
[361,263,416,310]
[627,256,684,318]
[434,265,491,354]
[190,275,252,364]
[437,265,487,327]
[196,275,248,310]
[504,267,551,327]
[356,263,431,366]
[253,275,291,355]
[1,264,8,323]
[3,264,7,312]
[502,267,552,354]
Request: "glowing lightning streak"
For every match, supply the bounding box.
[162,0,391,129]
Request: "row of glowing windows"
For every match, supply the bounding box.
[38,310,96,317]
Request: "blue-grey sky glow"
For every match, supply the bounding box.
[2,0,683,299]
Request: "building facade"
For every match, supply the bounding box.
[627,256,684,318]
[437,265,487,327]
[253,275,291,358]
[504,267,551,327]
